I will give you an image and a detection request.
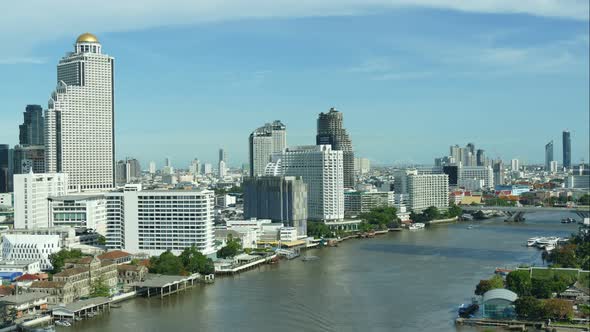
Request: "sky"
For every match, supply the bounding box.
[0,0,588,168]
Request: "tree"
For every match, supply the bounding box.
[531,278,553,299]
[90,276,111,298]
[542,298,573,320]
[514,296,543,320]
[446,203,462,218]
[423,206,440,221]
[475,275,504,295]
[506,270,532,297]
[307,221,332,238]
[180,245,214,275]
[49,249,84,274]
[547,244,578,268]
[97,235,107,245]
[0,305,17,327]
[217,236,241,259]
[149,250,184,275]
[578,194,590,206]
[359,206,399,229]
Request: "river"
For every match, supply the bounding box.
[66,212,581,332]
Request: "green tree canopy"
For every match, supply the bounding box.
[180,245,214,275]
[475,275,504,295]
[359,206,399,229]
[514,296,543,320]
[542,298,574,320]
[217,236,241,259]
[49,249,84,274]
[307,221,332,238]
[90,275,110,298]
[506,270,532,297]
[149,250,184,275]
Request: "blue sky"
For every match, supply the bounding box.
[0,1,588,168]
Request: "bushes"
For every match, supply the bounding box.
[475,275,504,295]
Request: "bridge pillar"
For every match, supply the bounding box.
[504,211,525,222]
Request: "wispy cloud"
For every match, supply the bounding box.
[0,0,587,61]
[0,57,46,65]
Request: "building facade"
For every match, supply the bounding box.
[344,190,394,217]
[545,140,554,171]
[562,130,571,169]
[1,234,61,270]
[277,145,344,221]
[249,120,287,177]
[14,172,69,229]
[48,195,107,235]
[458,166,494,189]
[407,174,449,212]
[45,33,115,191]
[243,176,308,236]
[316,108,354,188]
[105,187,216,256]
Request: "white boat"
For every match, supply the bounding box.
[536,237,559,248]
[527,237,542,247]
[55,320,71,327]
[409,223,425,230]
[544,244,556,251]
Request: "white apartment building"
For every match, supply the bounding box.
[14,172,69,229]
[48,195,107,235]
[1,234,61,270]
[149,161,156,175]
[278,145,344,221]
[45,33,115,191]
[407,174,449,212]
[0,193,12,208]
[393,169,418,195]
[550,161,558,174]
[105,186,216,256]
[458,166,494,189]
[511,159,520,171]
[249,121,287,177]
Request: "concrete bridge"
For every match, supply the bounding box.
[461,205,590,222]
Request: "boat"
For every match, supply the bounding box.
[526,237,542,247]
[544,243,556,252]
[467,225,473,229]
[55,320,71,327]
[536,236,559,248]
[409,223,425,230]
[302,255,319,262]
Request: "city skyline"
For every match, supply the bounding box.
[1,2,589,166]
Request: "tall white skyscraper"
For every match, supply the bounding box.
[511,159,520,171]
[14,172,69,229]
[276,145,344,221]
[45,33,115,191]
[218,160,227,178]
[249,121,287,177]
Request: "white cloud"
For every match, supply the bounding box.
[0,0,587,61]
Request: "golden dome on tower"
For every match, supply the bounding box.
[76,32,99,43]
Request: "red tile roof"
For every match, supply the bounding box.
[97,250,132,261]
[16,274,40,281]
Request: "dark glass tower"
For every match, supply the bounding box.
[19,105,44,145]
[316,107,354,188]
[562,131,571,169]
[0,144,10,193]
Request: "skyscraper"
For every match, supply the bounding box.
[219,148,226,163]
[476,149,486,167]
[276,145,344,221]
[545,140,554,171]
[492,160,505,186]
[0,145,10,193]
[19,105,44,146]
[45,33,115,191]
[249,121,287,177]
[562,131,571,169]
[316,108,354,188]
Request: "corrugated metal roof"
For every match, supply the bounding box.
[483,289,518,303]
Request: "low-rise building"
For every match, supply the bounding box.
[0,260,41,275]
[344,189,394,217]
[48,195,107,235]
[279,227,298,242]
[117,264,148,286]
[97,250,133,265]
[0,293,48,318]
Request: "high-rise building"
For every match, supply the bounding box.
[354,157,371,175]
[492,160,505,186]
[164,157,171,168]
[276,145,344,221]
[545,140,554,171]
[14,172,69,229]
[511,159,520,171]
[458,166,494,189]
[13,145,45,174]
[202,163,212,175]
[550,161,558,174]
[562,131,571,169]
[407,174,449,212]
[190,158,201,175]
[19,105,45,146]
[243,176,308,236]
[218,160,227,178]
[219,148,226,163]
[45,33,115,191]
[48,195,107,235]
[149,161,156,174]
[249,121,287,177]
[0,145,11,193]
[316,108,354,188]
[116,158,141,185]
[476,149,486,167]
[105,186,215,256]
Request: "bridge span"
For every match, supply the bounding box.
[460,205,590,222]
